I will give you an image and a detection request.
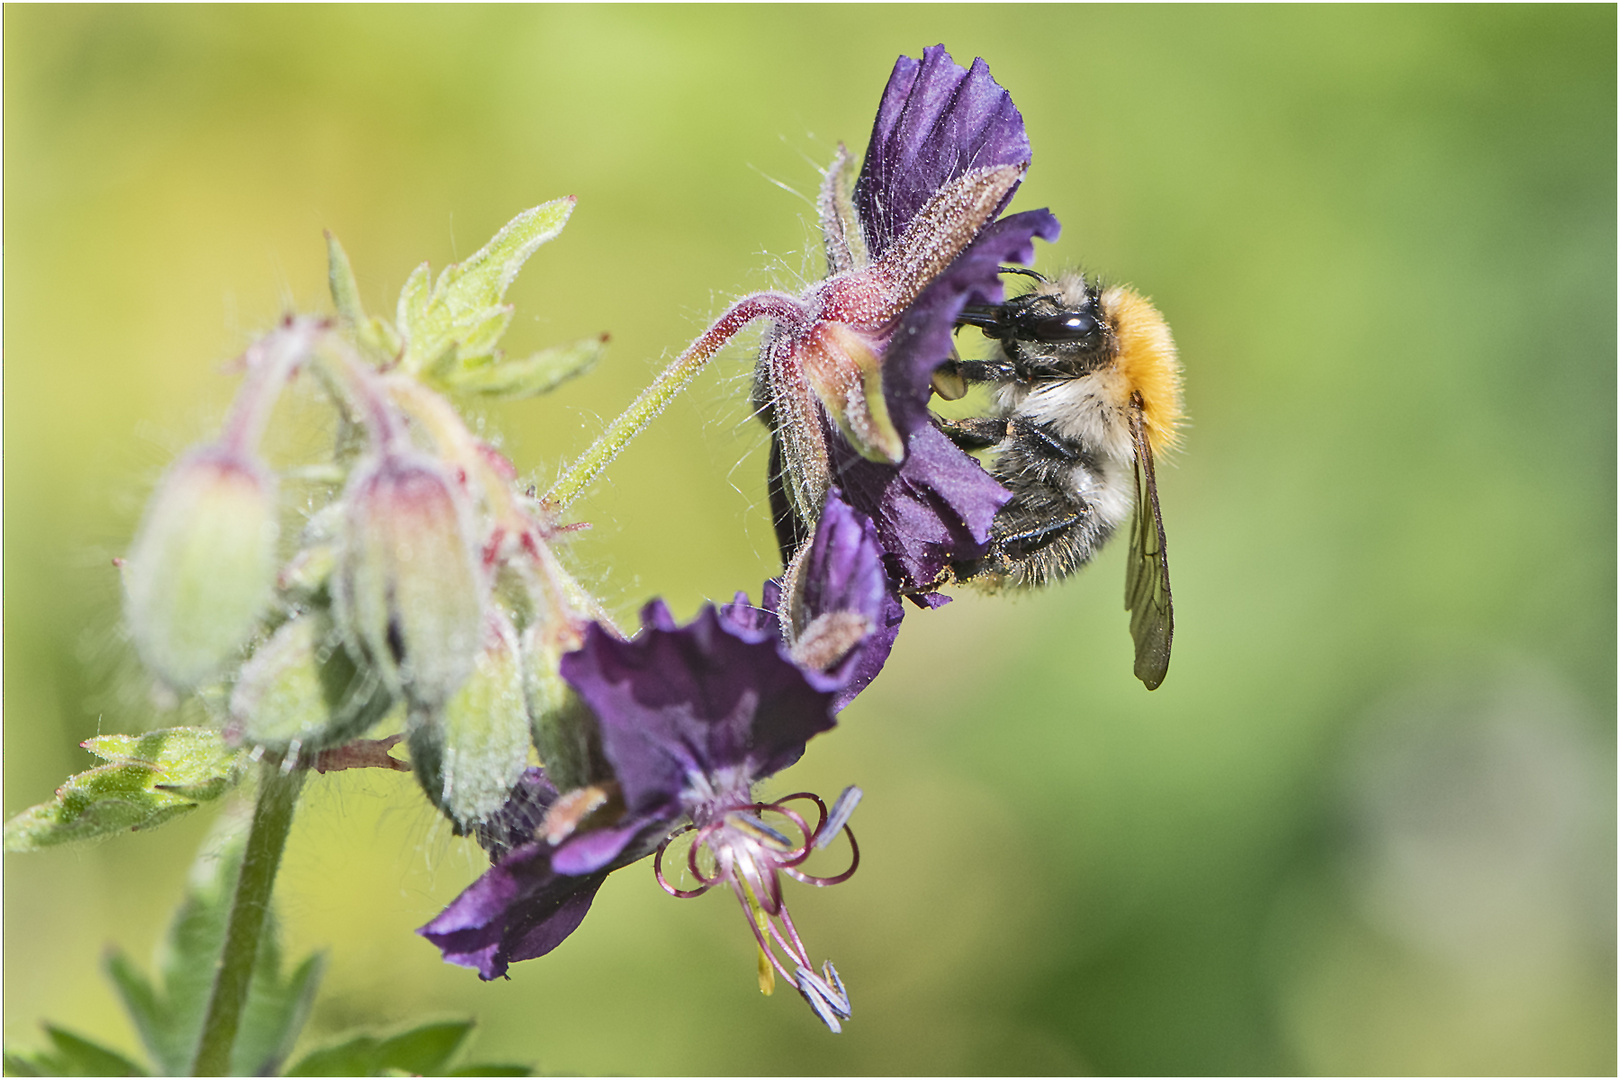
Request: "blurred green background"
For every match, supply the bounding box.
[5,6,1614,1075]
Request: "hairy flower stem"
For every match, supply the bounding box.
[543,292,809,512]
[190,762,306,1076]
[217,319,321,457]
[313,336,410,453]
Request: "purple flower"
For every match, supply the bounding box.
[748,45,1061,597]
[643,47,1054,596]
[828,210,1059,599]
[418,768,620,979]
[771,490,904,711]
[420,583,869,1029]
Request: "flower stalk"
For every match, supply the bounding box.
[543,291,808,512]
[190,760,306,1076]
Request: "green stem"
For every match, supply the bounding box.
[190,762,306,1076]
[542,291,807,513]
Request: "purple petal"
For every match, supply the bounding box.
[829,209,1061,595]
[834,422,1012,597]
[551,816,658,875]
[798,492,904,709]
[718,589,778,637]
[884,208,1064,429]
[417,841,607,980]
[499,884,601,966]
[855,46,1031,261]
[559,604,840,815]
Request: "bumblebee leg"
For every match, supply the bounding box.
[938,416,1010,451]
[997,508,1086,556]
[953,359,1016,383]
[1003,415,1082,462]
[968,418,1116,587]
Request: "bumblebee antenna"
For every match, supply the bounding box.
[999,266,1047,282]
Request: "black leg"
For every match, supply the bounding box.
[938,416,1010,451]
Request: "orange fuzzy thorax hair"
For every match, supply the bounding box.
[1101,284,1184,455]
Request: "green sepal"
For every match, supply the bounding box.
[325,231,366,327]
[451,335,607,400]
[396,199,576,378]
[3,728,247,852]
[802,322,904,465]
[121,446,280,690]
[228,609,397,755]
[286,1019,486,1077]
[409,610,531,831]
[325,232,404,365]
[521,621,608,794]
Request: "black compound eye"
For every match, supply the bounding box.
[1025,311,1099,345]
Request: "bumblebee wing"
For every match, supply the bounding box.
[1124,395,1173,689]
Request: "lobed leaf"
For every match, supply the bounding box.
[396,199,576,377]
[104,813,326,1075]
[286,1019,477,1077]
[1,1026,148,1076]
[3,728,247,852]
[452,335,607,400]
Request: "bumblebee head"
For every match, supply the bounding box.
[956,270,1184,456]
[958,271,1112,378]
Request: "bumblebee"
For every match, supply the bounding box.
[940,270,1183,689]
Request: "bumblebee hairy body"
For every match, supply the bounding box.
[942,271,1183,688]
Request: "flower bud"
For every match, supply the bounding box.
[334,452,485,710]
[409,609,532,831]
[521,620,607,794]
[226,610,395,754]
[122,444,279,690]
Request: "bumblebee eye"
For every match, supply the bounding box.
[1027,312,1099,345]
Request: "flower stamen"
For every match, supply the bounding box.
[651,788,863,1031]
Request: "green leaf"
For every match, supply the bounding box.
[2,1050,46,1075]
[449,1065,533,1077]
[231,946,327,1077]
[373,1021,475,1075]
[101,810,328,1076]
[103,952,165,1073]
[395,262,431,346]
[434,200,574,308]
[0,1027,150,1076]
[43,1029,147,1077]
[443,305,514,370]
[282,1034,383,1077]
[4,728,247,852]
[396,198,575,376]
[451,335,607,400]
[286,1020,480,1077]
